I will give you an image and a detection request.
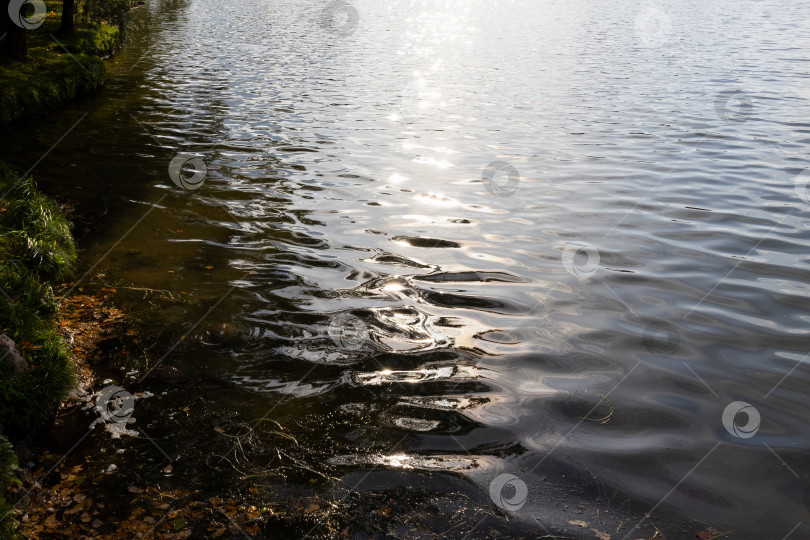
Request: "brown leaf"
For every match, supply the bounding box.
[44,514,58,529]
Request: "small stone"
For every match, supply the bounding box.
[0,334,27,375]
[205,323,241,347]
[147,366,188,384]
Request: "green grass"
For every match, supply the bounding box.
[0,161,77,433]
[0,0,129,126]
[0,161,78,534]
[0,0,131,529]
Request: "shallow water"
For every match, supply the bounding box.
[4,0,810,537]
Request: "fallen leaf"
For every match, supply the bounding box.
[44,514,58,529]
[569,520,589,528]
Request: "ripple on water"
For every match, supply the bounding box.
[3,0,810,536]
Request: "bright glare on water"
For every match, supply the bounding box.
[4,0,810,537]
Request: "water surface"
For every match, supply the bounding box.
[4,0,810,537]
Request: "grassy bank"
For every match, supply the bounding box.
[0,0,130,126]
[0,161,78,536]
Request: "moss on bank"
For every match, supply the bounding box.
[0,0,129,126]
[0,161,78,535]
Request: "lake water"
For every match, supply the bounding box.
[4,0,810,537]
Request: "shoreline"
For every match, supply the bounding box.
[0,160,79,536]
[0,1,768,537]
[0,0,131,127]
[0,1,135,535]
